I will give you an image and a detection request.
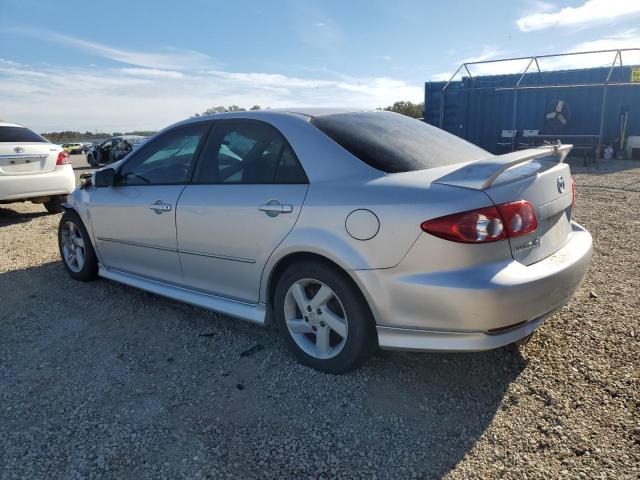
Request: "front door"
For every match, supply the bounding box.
[89,121,211,284]
[176,119,308,302]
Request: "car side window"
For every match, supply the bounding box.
[117,123,209,186]
[196,121,307,184]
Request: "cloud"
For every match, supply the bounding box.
[6,28,212,70]
[517,0,640,32]
[428,30,640,84]
[537,31,640,70]
[120,68,185,79]
[428,46,516,81]
[0,28,423,131]
[460,45,506,64]
[290,4,343,51]
[0,61,422,132]
[429,72,454,82]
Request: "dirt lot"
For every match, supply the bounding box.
[1,157,638,479]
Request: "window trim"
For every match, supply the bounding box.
[191,119,309,185]
[114,121,214,187]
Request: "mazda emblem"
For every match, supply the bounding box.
[557,176,565,193]
[14,146,24,153]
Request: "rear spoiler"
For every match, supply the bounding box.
[434,144,572,190]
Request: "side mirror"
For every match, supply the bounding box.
[94,168,116,187]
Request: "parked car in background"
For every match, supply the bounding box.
[58,110,592,373]
[71,143,92,154]
[86,135,146,167]
[62,143,84,154]
[0,122,75,213]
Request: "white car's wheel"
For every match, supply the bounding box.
[274,261,376,373]
[43,195,67,214]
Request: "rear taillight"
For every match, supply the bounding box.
[571,177,575,207]
[56,150,70,165]
[421,200,537,244]
[497,200,538,237]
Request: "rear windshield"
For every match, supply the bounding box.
[310,111,488,173]
[0,126,47,143]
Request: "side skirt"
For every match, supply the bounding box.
[98,266,267,325]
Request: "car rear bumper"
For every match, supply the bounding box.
[0,165,75,201]
[352,221,592,351]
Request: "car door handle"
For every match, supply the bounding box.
[149,201,172,213]
[258,200,293,217]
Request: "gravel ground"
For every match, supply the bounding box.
[0,158,638,479]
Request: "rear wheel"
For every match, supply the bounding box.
[44,195,66,214]
[58,210,99,281]
[87,153,98,168]
[274,261,377,374]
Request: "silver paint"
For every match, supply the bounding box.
[65,110,592,352]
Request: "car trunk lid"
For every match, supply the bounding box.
[435,145,573,265]
[0,142,60,176]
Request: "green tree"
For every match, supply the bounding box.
[202,106,229,115]
[195,105,270,117]
[383,101,424,119]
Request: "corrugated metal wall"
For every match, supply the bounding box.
[424,66,640,154]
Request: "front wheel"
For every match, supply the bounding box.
[87,154,98,168]
[58,210,99,281]
[274,262,377,374]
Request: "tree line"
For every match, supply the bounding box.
[40,130,157,143]
[193,101,424,118]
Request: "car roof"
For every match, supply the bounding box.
[0,122,24,128]
[275,108,367,118]
[187,108,369,123]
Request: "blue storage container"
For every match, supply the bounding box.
[424,65,640,155]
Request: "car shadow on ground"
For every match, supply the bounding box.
[0,206,50,226]
[0,261,527,478]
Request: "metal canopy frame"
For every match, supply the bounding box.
[438,48,640,151]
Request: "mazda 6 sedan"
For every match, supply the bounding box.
[58,109,592,373]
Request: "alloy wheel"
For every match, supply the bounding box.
[61,221,86,273]
[284,278,349,359]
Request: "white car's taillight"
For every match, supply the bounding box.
[56,151,70,165]
[571,177,575,207]
[421,200,538,243]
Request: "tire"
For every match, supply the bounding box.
[273,261,377,374]
[58,210,99,281]
[44,195,66,214]
[87,154,98,168]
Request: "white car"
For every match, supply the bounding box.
[0,123,75,213]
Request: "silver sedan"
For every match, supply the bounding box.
[59,110,592,373]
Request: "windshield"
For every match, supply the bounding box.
[310,111,488,173]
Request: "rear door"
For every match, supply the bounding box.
[176,119,308,302]
[0,125,59,176]
[88,122,211,284]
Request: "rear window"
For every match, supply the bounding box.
[0,126,47,143]
[310,111,488,173]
